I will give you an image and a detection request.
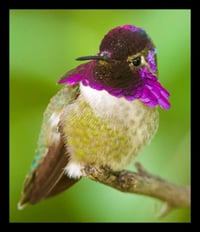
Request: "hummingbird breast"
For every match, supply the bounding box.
[62,84,159,171]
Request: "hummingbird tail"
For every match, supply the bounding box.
[18,143,80,209]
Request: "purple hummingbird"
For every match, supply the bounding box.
[18,24,170,209]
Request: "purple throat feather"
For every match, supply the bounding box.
[59,24,170,110]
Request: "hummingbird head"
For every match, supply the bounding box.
[59,25,170,110]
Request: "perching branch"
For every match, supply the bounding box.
[82,162,190,217]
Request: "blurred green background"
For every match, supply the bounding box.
[10,10,190,222]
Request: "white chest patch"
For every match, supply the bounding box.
[80,84,158,127]
[80,83,133,121]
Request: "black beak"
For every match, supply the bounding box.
[76,55,108,61]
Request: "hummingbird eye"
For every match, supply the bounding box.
[132,56,141,67]
[127,54,143,70]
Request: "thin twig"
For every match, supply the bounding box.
[82,163,190,217]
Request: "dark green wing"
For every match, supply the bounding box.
[18,84,80,209]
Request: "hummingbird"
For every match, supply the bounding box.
[18,24,170,209]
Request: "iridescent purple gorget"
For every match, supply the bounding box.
[59,25,170,110]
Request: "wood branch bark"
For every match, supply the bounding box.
[82,162,190,217]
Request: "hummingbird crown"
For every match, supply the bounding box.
[99,25,149,60]
[59,25,170,110]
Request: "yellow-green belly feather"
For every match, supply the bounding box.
[63,101,133,169]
